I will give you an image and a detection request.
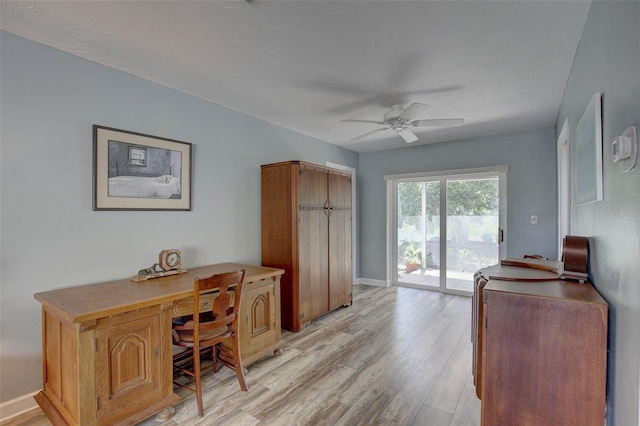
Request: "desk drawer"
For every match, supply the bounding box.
[172,293,235,317]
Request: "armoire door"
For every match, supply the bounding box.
[298,165,330,326]
[328,172,352,310]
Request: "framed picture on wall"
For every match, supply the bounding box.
[575,93,603,206]
[93,125,192,210]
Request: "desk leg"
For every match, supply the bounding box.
[156,406,176,422]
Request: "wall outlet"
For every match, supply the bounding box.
[531,215,538,225]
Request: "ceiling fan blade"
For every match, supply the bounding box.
[398,102,429,121]
[341,119,385,125]
[351,127,389,141]
[398,128,419,143]
[412,118,465,127]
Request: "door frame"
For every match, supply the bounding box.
[385,165,508,294]
[557,118,571,259]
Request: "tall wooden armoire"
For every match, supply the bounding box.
[261,161,352,332]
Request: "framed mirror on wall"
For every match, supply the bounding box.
[575,93,603,206]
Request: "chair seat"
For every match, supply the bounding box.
[174,325,230,344]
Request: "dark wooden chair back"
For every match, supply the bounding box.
[173,270,245,347]
[172,269,247,417]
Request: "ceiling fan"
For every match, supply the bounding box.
[342,103,464,143]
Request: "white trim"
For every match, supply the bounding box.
[557,118,571,259]
[499,171,508,258]
[385,165,509,181]
[356,277,389,287]
[386,179,395,287]
[575,92,603,206]
[0,391,39,422]
[387,166,507,294]
[325,162,357,286]
[439,178,448,289]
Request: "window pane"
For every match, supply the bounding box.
[129,147,146,166]
[445,177,499,292]
[397,181,440,289]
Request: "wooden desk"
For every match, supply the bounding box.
[33,263,284,426]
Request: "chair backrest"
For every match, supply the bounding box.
[191,269,246,344]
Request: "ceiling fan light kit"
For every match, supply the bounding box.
[342,102,464,143]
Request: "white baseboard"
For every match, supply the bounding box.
[355,277,389,287]
[0,391,39,422]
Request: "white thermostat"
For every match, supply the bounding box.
[612,126,637,172]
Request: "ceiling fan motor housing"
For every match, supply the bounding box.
[383,105,404,122]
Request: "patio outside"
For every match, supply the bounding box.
[396,178,500,294]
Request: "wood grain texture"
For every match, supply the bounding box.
[261,163,299,331]
[9,285,479,426]
[261,161,352,332]
[32,264,283,425]
[472,264,562,399]
[481,280,607,426]
[34,263,284,324]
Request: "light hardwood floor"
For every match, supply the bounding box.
[3,284,480,426]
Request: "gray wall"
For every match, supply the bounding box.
[0,31,358,402]
[556,2,640,425]
[359,128,558,282]
[3,3,638,421]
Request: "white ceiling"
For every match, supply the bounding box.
[1,1,591,153]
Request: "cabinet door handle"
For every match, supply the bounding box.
[323,200,331,218]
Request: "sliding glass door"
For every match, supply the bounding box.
[390,167,506,295]
[397,180,441,290]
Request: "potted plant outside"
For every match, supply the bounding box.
[404,243,422,273]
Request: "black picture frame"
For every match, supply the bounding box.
[93,125,192,211]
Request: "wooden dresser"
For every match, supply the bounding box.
[477,276,608,425]
[34,263,283,426]
[261,161,352,332]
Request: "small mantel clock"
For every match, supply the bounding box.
[159,249,182,271]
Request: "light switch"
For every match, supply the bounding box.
[531,215,538,225]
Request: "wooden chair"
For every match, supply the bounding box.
[172,269,248,417]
